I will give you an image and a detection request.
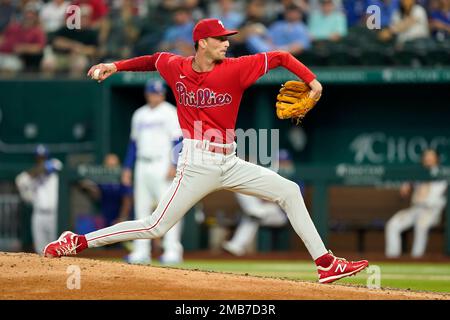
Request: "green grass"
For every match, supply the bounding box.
[149,259,450,294]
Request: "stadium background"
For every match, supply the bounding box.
[0,0,450,296]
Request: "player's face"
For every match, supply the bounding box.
[422,150,439,168]
[35,155,46,165]
[146,93,165,108]
[205,36,230,61]
[104,154,120,168]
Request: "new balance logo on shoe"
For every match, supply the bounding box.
[335,264,347,273]
[317,250,369,284]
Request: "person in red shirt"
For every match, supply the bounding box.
[43,18,368,284]
[0,4,46,73]
[41,4,99,77]
[70,0,108,28]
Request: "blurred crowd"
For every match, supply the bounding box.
[0,0,449,76]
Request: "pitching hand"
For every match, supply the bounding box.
[87,63,117,82]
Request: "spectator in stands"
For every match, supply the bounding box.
[0,3,46,74]
[308,0,348,42]
[429,0,450,41]
[98,0,142,60]
[158,6,195,57]
[134,0,178,55]
[0,0,16,32]
[134,1,199,56]
[366,0,400,29]
[378,0,429,45]
[184,0,206,21]
[309,0,343,13]
[272,0,310,21]
[343,0,368,27]
[41,4,99,77]
[105,0,148,18]
[209,0,244,30]
[246,4,311,56]
[39,0,70,35]
[70,0,108,29]
[242,0,272,26]
[79,153,133,228]
[17,0,44,15]
[228,0,272,56]
[426,0,443,12]
[385,149,448,258]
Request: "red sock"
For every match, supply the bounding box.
[315,252,334,268]
[77,235,88,251]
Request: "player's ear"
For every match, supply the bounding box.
[199,39,207,49]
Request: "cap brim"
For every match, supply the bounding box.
[193,29,239,42]
[212,30,239,38]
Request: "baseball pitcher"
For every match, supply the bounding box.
[44,18,368,284]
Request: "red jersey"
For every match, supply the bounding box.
[0,22,46,53]
[71,0,108,23]
[114,51,316,143]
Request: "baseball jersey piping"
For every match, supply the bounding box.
[264,52,268,74]
[155,52,165,72]
[87,149,189,243]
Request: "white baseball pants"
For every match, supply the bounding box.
[385,205,443,258]
[130,159,183,261]
[86,139,328,260]
[32,210,57,254]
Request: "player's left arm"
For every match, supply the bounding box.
[15,171,36,204]
[121,140,136,187]
[267,51,322,100]
[167,107,183,178]
[122,110,139,186]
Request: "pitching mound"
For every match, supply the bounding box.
[0,252,448,300]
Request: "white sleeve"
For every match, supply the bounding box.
[425,181,447,208]
[166,104,182,140]
[413,6,429,33]
[391,10,400,26]
[130,109,139,141]
[15,171,36,204]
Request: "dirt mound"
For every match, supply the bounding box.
[0,252,447,300]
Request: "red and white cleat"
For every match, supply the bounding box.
[317,251,369,284]
[43,231,86,258]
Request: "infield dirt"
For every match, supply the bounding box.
[0,252,448,300]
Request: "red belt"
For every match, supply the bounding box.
[196,141,235,155]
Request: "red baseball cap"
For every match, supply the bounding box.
[192,18,238,42]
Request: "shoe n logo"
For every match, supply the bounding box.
[335,264,347,273]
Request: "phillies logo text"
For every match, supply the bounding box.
[176,82,232,108]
